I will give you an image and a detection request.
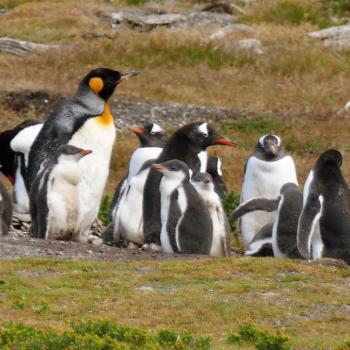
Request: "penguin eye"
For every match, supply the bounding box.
[170,166,177,171]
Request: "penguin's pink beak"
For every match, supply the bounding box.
[152,163,167,172]
[131,127,144,134]
[80,150,93,156]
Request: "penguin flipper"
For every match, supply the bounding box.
[245,223,273,257]
[0,183,12,235]
[167,189,181,253]
[231,197,280,223]
[297,193,322,260]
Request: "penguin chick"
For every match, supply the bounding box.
[298,149,350,264]
[192,172,231,257]
[0,170,13,235]
[206,156,228,199]
[232,182,303,258]
[240,134,298,246]
[152,160,213,255]
[30,145,92,241]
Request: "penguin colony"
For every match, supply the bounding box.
[0,68,350,264]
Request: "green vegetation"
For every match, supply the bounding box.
[99,195,113,225]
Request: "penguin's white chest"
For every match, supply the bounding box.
[128,147,162,180]
[68,117,116,238]
[241,156,298,245]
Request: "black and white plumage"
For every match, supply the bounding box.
[192,172,231,257]
[142,122,236,250]
[30,145,92,241]
[0,175,12,235]
[297,149,350,264]
[240,134,298,246]
[232,182,302,258]
[105,123,167,245]
[10,122,43,213]
[27,68,138,241]
[206,156,228,199]
[153,160,213,254]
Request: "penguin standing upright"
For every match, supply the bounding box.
[153,160,213,254]
[232,182,303,258]
[240,134,298,246]
[192,172,231,257]
[143,122,236,250]
[297,149,350,264]
[0,174,12,235]
[105,123,167,244]
[27,68,138,241]
[30,145,92,240]
[206,156,228,199]
[10,122,43,213]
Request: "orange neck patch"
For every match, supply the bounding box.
[89,77,104,96]
[97,103,114,126]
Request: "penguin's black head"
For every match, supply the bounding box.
[257,134,283,159]
[206,156,223,178]
[317,149,342,168]
[152,159,190,182]
[130,123,167,147]
[178,122,236,151]
[55,145,92,162]
[82,68,138,101]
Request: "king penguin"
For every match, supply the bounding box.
[143,122,236,250]
[192,172,231,257]
[153,160,213,254]
[10,122,43,213]
[297,149,350,264]
[206,156,228,199]
[240,134,298,246]
[232,182,303,258]
[105,123,167,244]
[27,68,138,242]
[0,173,13,235]
[30,145,92,241]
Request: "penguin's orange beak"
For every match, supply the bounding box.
[131,127,144,134]
[152,163,167,172]
[80,150,93,156]
[213,137,237,147]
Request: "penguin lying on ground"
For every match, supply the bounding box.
[232,183,303,258]
[153,160,213,255]
[240,134,298,247]
[10,122,43,213]
[30,145,92,241]
[0,170,12,235]
[142,122,236,250]
[206,156,228,199]
[27,68,138,242]
[104,123,167,244]
[192,172,231,257]
[297,149,350,264]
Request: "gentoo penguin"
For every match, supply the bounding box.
[297,150,350,264]
[105,123,167,243]
[192,172,231,257]
[27,68,138,242]
[153,160,213,254]
[10,122,43,213]
[30,145,92,241]
[206,156,228,199]
[0,120,40,184]
[143,122,236,250]
[0,174,12,235]
[240,134,298,246]
[232,183,303,258]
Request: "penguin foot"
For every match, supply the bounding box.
[140,243,162,252]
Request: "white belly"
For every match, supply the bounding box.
[13,158,30,214]
[68,118,116,241]
[240,155,298,244]
[114,167,149,245]
[128,147,162,181]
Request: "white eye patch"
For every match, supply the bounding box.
[259,134,281,146]
[151,123,163,134]
[198,123,209,137]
